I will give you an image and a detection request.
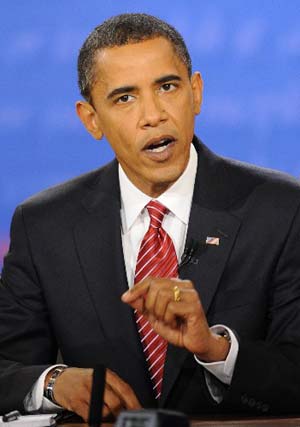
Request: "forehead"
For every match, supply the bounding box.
[92,37,188,90]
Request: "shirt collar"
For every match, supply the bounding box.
[119,144,198,232]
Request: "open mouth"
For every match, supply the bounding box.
[145,137,175,153]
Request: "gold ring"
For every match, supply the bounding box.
[173,285,181,302]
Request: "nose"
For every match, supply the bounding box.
[138,92,167,128]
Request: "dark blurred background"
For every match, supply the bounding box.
[1,0,300,267]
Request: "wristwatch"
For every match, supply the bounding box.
[44,366,67,404]
[219,329,232,344]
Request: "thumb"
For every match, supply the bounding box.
[122,293,145,313]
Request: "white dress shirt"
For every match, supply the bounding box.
[25,144,238,411]
[119,144,198,285]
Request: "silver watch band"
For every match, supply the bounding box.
[44,366,67,404]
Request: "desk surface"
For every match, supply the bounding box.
[60,416,300,427]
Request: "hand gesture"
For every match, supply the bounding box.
[122,277,229,362]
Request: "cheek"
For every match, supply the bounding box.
[113,114,138,141]
[167,93,195,122]
[182,99,196,135]
[101,119,133,151]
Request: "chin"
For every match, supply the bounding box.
[151,170,183,189]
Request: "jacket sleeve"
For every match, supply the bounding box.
[0,206,57,413]
[222,202,300,414]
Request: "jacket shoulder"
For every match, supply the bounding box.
[194,138,300,210]
[20,160,117,211]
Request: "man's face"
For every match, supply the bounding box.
[77,37,203,197]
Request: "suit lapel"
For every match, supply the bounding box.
[73,162,144,363]
[181,204,241,313]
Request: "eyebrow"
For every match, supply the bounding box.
[107,85,136,100]
[106,74,182,100]
[155,74,182,85]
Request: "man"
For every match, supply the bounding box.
[1,13,300,422]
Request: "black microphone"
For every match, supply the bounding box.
[178,239,199,272]
[89,365,106,427]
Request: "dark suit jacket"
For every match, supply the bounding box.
[1,137,300,416]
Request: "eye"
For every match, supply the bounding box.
[115,94,134,104]
[159,83,176,92]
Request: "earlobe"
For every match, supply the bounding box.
[75,101,103,140]
[191,72,203,115]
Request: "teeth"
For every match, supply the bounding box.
[147,138,173,152]
[150,144,168,153]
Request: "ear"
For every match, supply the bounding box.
[76,101,103,140]
[191,72,203,115]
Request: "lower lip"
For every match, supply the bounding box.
[143,140,176,162]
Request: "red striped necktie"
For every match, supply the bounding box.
[134,200,178,399]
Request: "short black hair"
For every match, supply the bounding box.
[78,13,192,102]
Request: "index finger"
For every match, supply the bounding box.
[106,369,142,410]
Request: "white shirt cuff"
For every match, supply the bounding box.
[194,325,238,385]
[23,364,67,412]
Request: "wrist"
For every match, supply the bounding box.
[195,332,231,362]
[44,366,67,405]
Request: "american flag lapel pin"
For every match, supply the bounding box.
[206,236,220,246]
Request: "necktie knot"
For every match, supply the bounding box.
[147,200,168,229]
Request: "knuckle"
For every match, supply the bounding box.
[151,282,160,293]
[160,288,169,298]
[168,302,177,312]
[182,279,193,288]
